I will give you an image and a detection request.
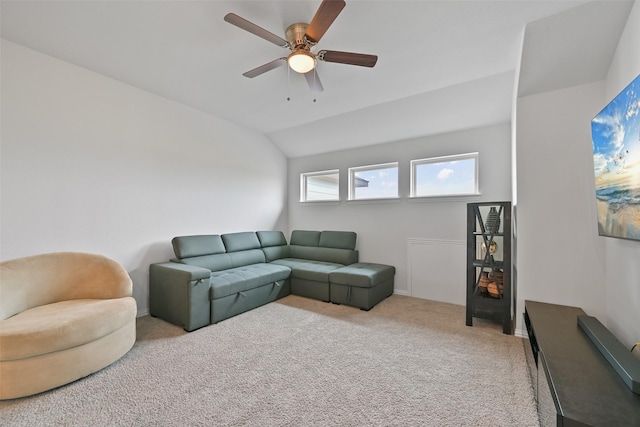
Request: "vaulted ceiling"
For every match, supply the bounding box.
[1,1,634,157]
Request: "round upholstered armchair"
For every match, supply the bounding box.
[0,252,137,400]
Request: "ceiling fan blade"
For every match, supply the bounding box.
[242,58,287,78]
[224,13,289,48]
[305,0,346,44]
[304,69,324,93]
[318,50,378,68]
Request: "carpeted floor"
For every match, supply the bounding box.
[0,295,539,426]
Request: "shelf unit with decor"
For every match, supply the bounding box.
[465,201,513,334]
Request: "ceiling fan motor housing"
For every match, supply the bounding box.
[286,23,312,49]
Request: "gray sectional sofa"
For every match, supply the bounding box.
[149,230,394,331]
[269,230,358,302]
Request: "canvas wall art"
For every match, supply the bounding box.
[591,74,640,241]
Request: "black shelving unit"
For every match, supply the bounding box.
[466,201,513,334]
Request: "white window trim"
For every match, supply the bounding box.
[410,152,479,199]
[300,169,340,202]
[348,162,399,201]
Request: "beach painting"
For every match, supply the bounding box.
[591,74,640,241]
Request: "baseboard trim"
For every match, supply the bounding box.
[514,327,527,338]
[393,290,409,296]
[137,308,149,318]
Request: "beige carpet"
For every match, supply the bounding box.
[0,295,539,426]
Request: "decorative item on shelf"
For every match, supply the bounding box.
[487,282,499,298]
[481,240,498,256]
[487,269,504,298]
[485,207,501,233]
[489,269,504,285]
[478,271,491,294]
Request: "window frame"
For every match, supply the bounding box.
[348,162,399,201]
[300,169,340,202]
[410,152,479,198]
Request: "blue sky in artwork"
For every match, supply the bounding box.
[591,74,640,186]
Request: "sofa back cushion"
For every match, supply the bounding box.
[180,253,232,272]
[221,232,261,252]
[257,231,290,262]
[174,233,267,272]
[256,231,287,247]
[228,249,266,267]
[261,246,290,262]
[289,245,358,266]
[319,231,357,250]
[287,230,358,265]
[179,249,266,272]
[172,235,225,259]
[290,230,321,247]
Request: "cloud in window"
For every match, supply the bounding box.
[437,168,454,180]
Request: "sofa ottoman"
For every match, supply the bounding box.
[329,262,395,311]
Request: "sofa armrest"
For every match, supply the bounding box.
[149,262,211,332]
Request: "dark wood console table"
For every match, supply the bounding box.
[523,300,640,426]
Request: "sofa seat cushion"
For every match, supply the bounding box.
[0,297,137,361]
[210,263,291,299]
[329,262,396,288]
[270,258,343,283]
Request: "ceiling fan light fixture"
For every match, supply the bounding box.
[287,51,316,74]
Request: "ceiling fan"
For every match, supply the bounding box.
[224,0,378,93]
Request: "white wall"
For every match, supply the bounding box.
[288,123,511,304]
[601,1,640,347]
[516,82,606,336]
[0,40,288,315]
[515,1,639,345]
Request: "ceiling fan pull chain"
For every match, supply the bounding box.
[313,71,317,103]
[287,65,291,101]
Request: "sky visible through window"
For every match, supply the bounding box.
[302,154,477,202]
[353,166,398,199]
[415,158,476,196]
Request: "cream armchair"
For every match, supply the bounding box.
[0,252,137,400]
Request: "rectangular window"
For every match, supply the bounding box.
[410,153,479,198]
[300,170,339,201]
[348,162,398,200]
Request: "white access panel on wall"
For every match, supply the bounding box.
[407,238,466,305]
